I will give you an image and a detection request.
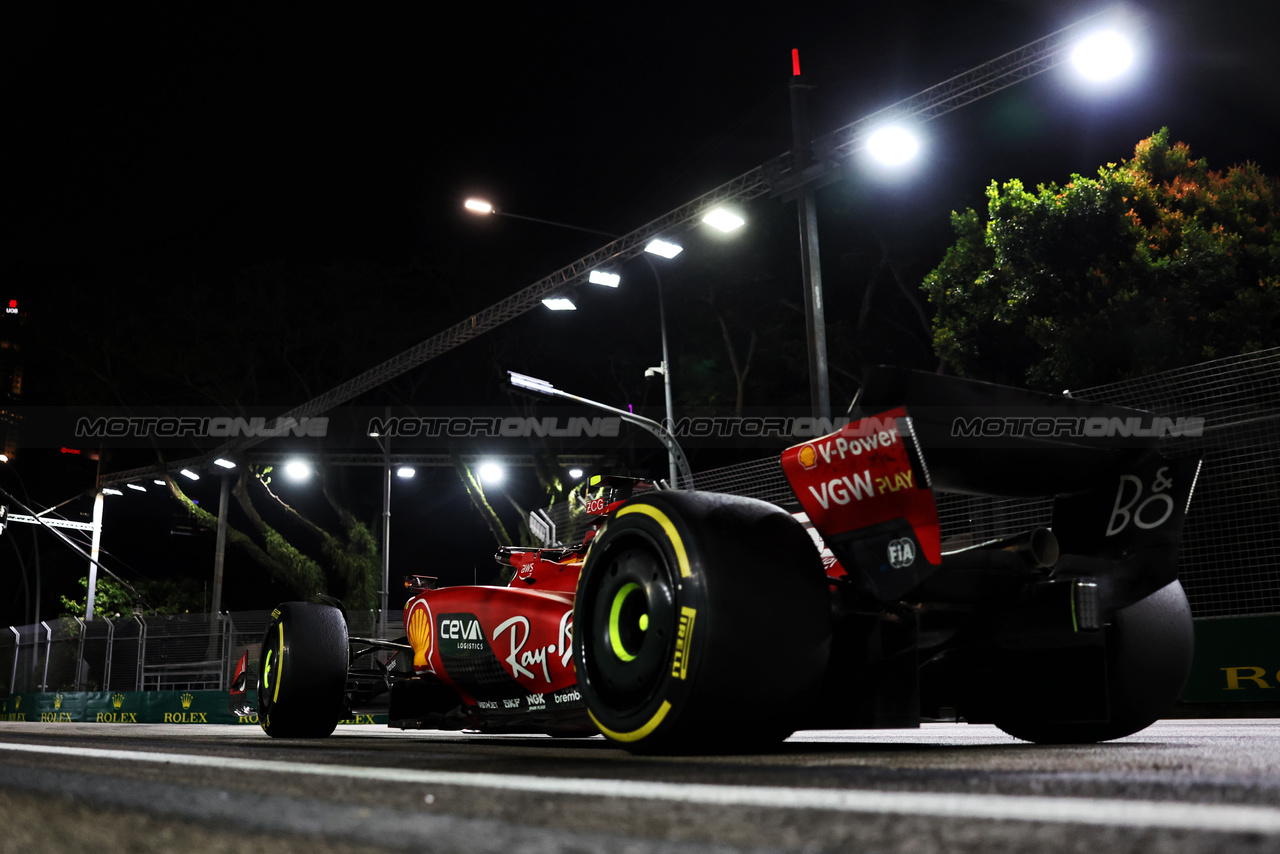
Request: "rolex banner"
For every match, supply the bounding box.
[0,691,385,725]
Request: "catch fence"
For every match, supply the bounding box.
[686,348,1280,619]
[4,350,1275,696]
[0,609,389,696]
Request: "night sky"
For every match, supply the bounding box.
[5,1,1279,623]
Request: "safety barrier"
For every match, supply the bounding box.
[0,689,384,725]
[1,609,388,697]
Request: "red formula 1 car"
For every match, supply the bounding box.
[231,367,1201,751]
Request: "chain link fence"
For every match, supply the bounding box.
[1,610,392,696]
[5,350,1274,697]
[1069,348,1280,617]
[684,348,1280,618]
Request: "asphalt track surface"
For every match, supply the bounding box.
[1,719,1277,854]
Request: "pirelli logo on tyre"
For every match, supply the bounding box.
[671,606,696,680]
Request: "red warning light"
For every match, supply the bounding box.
[7,300,15,308]
[792,49,801,77]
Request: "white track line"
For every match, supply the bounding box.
[2,741,1277,835]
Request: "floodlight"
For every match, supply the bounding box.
[702,209,745,233]
[464,198,494,214]
[568,468,584,479]
[214,458,236,469]
[396,466,416,478]
[153,479,166,485]
[589,270,621,287]
[179,469,200,481]
[102,487,124,496]
[478,462,505,485]
[541,297,577,311]
[127,483,146,492]
[1071,30,1134,81]
[644,239,683,259]
[866,125,920,166]
[284,459,312,481]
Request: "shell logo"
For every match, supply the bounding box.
[798,444,818,470]
[407,600,432,670]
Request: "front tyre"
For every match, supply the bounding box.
[574,491,830,753]
[258,602,349,738]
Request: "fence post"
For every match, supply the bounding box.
[223,613,234,689]
[219,613,229,690]
[103,617,115,692]
[134,616,146,692]
[8,627,17,694]
[40,622,51,692]
[73,617,86,692]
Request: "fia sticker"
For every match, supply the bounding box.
[888,538,916,569]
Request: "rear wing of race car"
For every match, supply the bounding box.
[782,366,1201,606]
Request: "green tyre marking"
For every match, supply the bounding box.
[608,582,642,662]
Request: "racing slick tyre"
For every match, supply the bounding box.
[257,601,349,738]
[574,490,831,753]
[994,579,1194,744]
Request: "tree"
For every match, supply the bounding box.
[922,129,1280,390]
[59,576,205,619]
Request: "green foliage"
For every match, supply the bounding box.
[922,129,1280,390]
[322,516,380,610]
[59,576,205,619]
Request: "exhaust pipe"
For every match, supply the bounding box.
[941,527,1060,571]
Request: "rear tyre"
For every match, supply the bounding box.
[574,491,830,753]
[258,602,349,738]
[995,579,1194,744]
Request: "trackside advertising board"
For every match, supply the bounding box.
[1,616,1273,721]
[1179,615,1280,704]
[0,691,385,725]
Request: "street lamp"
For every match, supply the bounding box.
[508,370,693,487]
[788,23,1140,419]
[640,243,683,488]
[464,200,732,487]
